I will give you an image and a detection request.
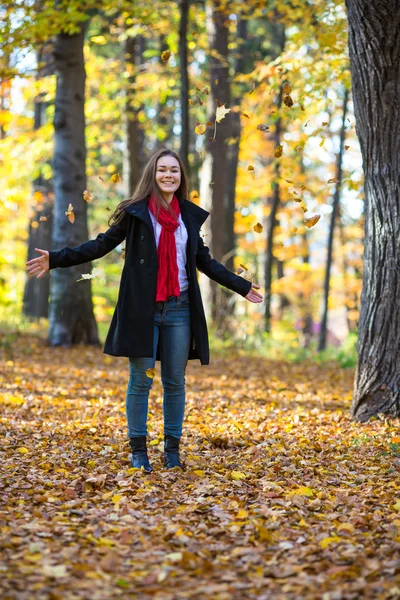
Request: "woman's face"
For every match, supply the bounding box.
[155,155,181,198]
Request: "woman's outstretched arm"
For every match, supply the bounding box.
[26,213,128,277]
[195,233,263,303]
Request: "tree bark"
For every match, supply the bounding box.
[123,33,145,197]
[23,45,54,319]
[49,22,100,347]
[346,0,400,420]
[179,0,190,174]
[318,88,349,351]
[200,0,232,324]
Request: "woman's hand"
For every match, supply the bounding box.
[245,282,263,303]
[26,248,50,279]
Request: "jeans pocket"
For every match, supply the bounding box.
[177,290,190,308]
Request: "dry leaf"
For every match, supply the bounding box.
[304,214,321,228]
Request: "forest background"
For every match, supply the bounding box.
[1,0,362,364]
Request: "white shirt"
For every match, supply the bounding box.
[148,209,189,291]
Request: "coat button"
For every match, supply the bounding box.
[132,209,136,214]
[140,235,145,241]
[140,258,144,264]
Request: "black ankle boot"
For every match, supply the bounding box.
[129,436,153,473]
[164,435,183,469]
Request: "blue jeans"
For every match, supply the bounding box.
[126,289,191,439]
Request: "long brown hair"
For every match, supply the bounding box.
[108,148,189,226]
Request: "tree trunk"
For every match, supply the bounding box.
[23,46,54,319]
[49,22,100,346]
[179,0,190,174]
[123,33,145,197]
[318,88,349,351]
[200,0,232,324]
[264,153,281,333]
[346,0,400,420]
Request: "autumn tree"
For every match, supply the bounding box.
[346,0,400,420]
[49,20,100,346]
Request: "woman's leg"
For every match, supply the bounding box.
[159,290,191,440]
[126,320,160,437]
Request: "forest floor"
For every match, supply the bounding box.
[1,335,400,600]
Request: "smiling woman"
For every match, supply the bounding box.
[25,148,263,473]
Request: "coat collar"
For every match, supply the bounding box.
[124,197,209,229]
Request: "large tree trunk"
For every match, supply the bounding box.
[123,33,145,197]
[200,0,232,325]
[179,0,190,174]
[346,0,400,420]
[49,22,100,346]
[23,46,54,319]
[318,88,349,351]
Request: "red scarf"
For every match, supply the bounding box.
[148,193,181,301]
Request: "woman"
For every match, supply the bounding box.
[26,149,263,472]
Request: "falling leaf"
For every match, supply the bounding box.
[195,124,206,135]
[239,264,248,271]
[292,227,298,233]
[83,190,92,202]
[76,267,104,283]
[111,173,121,184]
[286,179,294,184]
[249,82,256,94]
[319,139,325,147]
[242,111,250,118]
[106,206,111,211]
[344,145,350,150]
[39,216,49,222]
[257,124,270,132]
[149,439,159,446]
[300,104,305,111]
[299,201,308,213]
[274,144,283,158]
[304,215,321,228]
[283,95,294,108]
[91,36,107,45]
[146,368,156,379]
[322,121,328,126]
[283,83,292,94]
[253,222,263,234]
[161,50,171,62]
[327,178,339,184]
[216,104,231,122]
[65,203,75,224]
[247,165,254,172]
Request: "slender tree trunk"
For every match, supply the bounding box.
[123,34,145,197]
[179,0,190,174]
[346,0,400,420]
[264,151,281,333]
[49,22,100,346]
[23,46,54,319]
[200,0,232,324]
[318,88,349,351]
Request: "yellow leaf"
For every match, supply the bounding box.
[242,111,250,118]
[253,222,263,234]
[161,50,171,62]
[304,215,321,228]
[237,509,248,519]
[216,104,231,122]
[295,486,314,497]
[239,263,248,271]
[83,190,92,202]
[274,144,283,158]
[91,35,107,45]
[337,523,355,533]
[111,494,123,504]
[193,470,205,476]
[195,124,206,135]
[102,491,114,500]
[149,439,159,446]
[18,447,29,454]
[231,471,246,480]
[247,165,254,172]
[285,179,294,183]
[319,139,325,147]
[319,536,341,549]
[68,212,75,224]
[111,173,121,184]
[327,178,339,184]
[146,368,156,379]
[393,499,400,511]
[292,227,298,234]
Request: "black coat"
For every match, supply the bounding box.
[49,197,252,365]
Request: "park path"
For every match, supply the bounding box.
[1,336,400,599]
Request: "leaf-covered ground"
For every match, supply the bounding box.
[1,335,400,600]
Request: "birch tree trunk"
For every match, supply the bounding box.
[346,0,400,420]
[49,22,99,346]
